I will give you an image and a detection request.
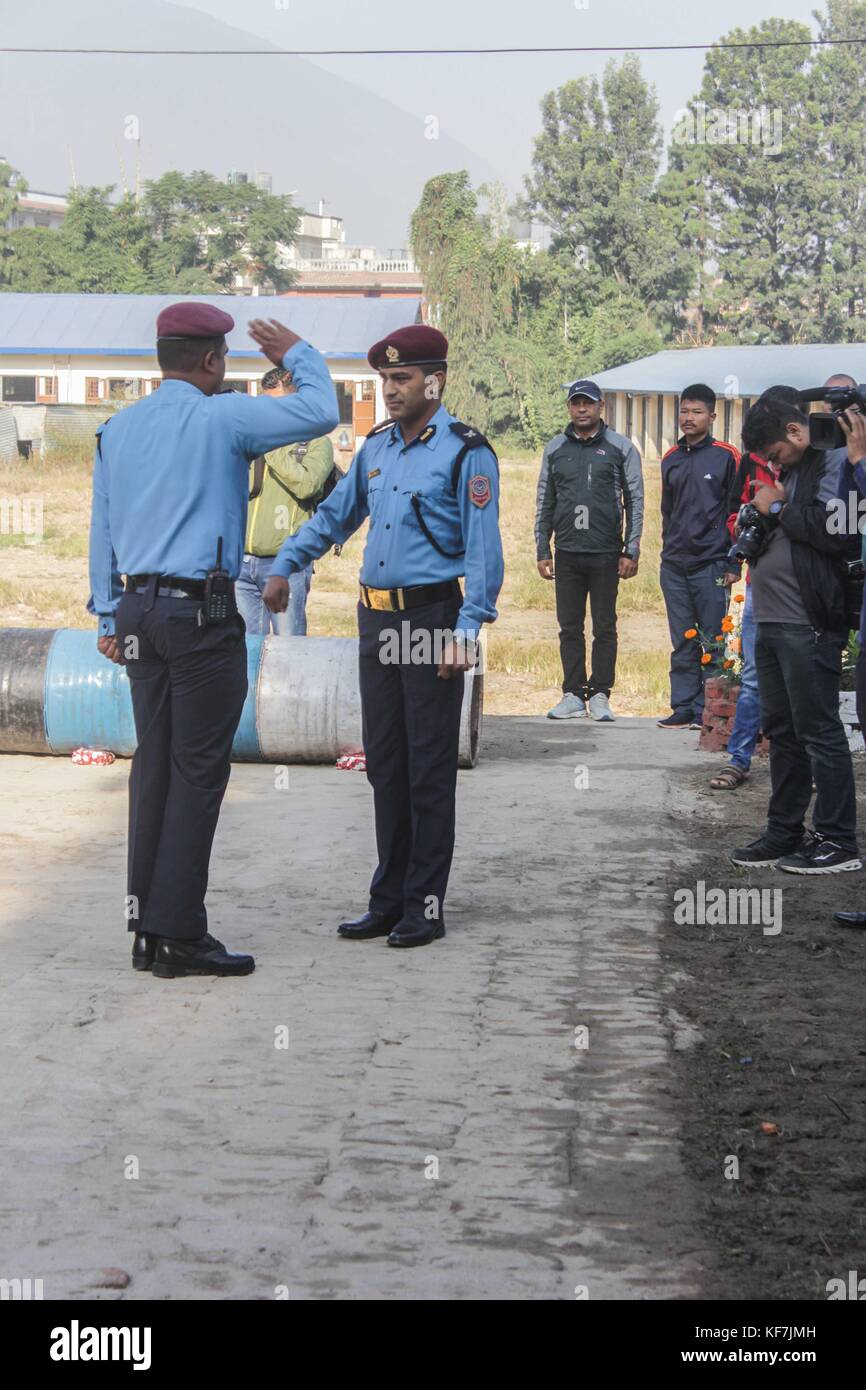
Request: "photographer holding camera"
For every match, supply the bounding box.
[729,394,861,874]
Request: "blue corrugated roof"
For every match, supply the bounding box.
[593,345,866,396]
[0,293,422,359]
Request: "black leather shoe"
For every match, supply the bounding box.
[387,920,446,948]
[131,932,158,971]
[337,910,402,941]
[151,933,255,978]
[832,911,866,927]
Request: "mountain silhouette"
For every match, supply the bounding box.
[0,0,498,247]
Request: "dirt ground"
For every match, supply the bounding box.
[2,717,864,1300]
[663,759,866,1301]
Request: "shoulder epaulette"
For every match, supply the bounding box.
[449,421,492,450]
[448,421,498,493]
[96,416,112,459]
[366,419,395,438]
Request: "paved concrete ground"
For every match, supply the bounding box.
[0,716,714,1300]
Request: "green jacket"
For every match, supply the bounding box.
[245,434,335,558]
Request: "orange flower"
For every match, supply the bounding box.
[684,628,698,639]
[723,659,734,669]
[701,653,712,665]
[715,634,724,642]
[721,616,735,633]
[733,593,745,604]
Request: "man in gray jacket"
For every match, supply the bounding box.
[535,379,644,721]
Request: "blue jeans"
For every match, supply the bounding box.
[726,584,760,772]
[235,554,313,636]
[660,557,729,717]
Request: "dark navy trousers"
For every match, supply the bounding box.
[115,592,248,940]
[357,597,465,928]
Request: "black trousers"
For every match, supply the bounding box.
[755,622,857,852]
[554,549,620,697]
[358,597,465,927]
[114,592,248,940]
[856,645,866,736]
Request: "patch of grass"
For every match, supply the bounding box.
[0,445,676,714]
[49,532,89,560]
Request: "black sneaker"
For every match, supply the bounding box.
[689,716,704,731]
[778,832,863,876]
[658,711,693,729]
[729,835,795,868]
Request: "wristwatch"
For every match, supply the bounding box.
[768,500,786,520]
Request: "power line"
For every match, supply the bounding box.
[1,37,866,57]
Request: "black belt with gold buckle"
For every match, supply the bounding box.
[359,579,461,612]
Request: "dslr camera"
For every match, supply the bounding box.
[727,502,770,565]
[799,383,866,450]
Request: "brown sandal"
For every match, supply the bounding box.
[709,765,749,791]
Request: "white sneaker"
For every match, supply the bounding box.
[587,692,615,721]
[547,692,587,719]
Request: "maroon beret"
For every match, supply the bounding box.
[156,301,235,340]
[367,324,448,370]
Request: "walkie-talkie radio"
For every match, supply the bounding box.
[204,536,231,625]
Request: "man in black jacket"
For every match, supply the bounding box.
[729,396,861,874]
[535,379,644,722]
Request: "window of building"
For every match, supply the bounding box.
[86,378,105,402]
[107,379,142,403]
[37,376,58,403]
[222,380,251,393]
[1,376,37,403]
[335,381,354,425]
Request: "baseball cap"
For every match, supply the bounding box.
[566,379,602,403]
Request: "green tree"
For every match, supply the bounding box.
[0,168,300,294]
[807,0,866,340]
[141,170,299,290]
[522,57,691,318]
[666,17,821,343]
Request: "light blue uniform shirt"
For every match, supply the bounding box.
[88,340,339,636]
[270,403,504,639]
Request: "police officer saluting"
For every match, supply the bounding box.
[88,303,338,977]
[262,325,504,948]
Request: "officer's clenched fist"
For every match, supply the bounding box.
[248,318,302,366]
[97,635,122,664]
[263,575,290,613]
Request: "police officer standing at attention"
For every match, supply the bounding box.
[262,325,504,949]
[88,303,338,978]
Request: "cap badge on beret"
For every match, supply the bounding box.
[385,345,400,363]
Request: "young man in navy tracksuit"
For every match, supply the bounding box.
[658,384,740,728]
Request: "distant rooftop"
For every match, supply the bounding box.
[0,292,422,359]
[593,345,866,396]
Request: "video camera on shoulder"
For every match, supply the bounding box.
[799,384,866,450]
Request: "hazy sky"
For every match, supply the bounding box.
[2,0,827,246]
[173,0,822,190]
